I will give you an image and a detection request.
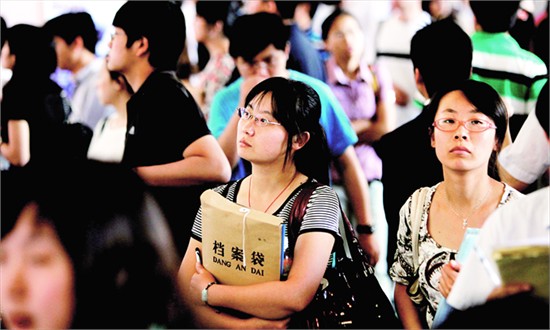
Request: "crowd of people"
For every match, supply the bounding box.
[1,1,548,329]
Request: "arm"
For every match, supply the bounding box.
[135,135,231,186]
[496,161,531,192]
[394,283,423,330]
[180,232,334,328]
[336,146,380,265]
[0,120,30,166]
[353,94,396,144]
[178,239,290,329]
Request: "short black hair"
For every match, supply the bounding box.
[426,80,509,179]
[195,0,231,36]
[43,12,98,53]
[228,12,289,62]
[1,16,7,48]
[321,8,355,41]
[6,24,57,76]
[244,77,330,184]
[411,17,472,97]
[113,1,186,71]
[470,1,520,33]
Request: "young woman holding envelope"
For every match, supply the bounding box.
[178,77,342,328]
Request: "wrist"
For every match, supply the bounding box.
[201,281,217,306]
[356,224,375,235]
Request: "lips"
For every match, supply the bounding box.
[450,146,470,154]
[239,139,251,147]
[5,311,34,329]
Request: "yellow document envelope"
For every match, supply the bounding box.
[200,189,286,286]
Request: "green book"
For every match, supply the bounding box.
[493,245,549,301]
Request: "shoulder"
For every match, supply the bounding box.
[500,183,524,204]
[289,70,330,92]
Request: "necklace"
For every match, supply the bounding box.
[445,188,490,229]
[248,172,297,213]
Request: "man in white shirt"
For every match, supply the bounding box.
[44,11,114,130]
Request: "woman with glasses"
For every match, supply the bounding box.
[389,79,523,329]
[178,77,340,328]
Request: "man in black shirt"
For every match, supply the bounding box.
[107,1,231,257]
[373,18,473,270]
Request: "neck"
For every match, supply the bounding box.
[124,64,155,93]
[204,37,229,57]
[247,166,299,213]
[113,96,131,119]
[71,51,95,74]
[336,58,360,80]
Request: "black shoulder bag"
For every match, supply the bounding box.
[288,182,401,329]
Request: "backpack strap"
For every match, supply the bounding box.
[411,187,430,270]
[368,64,381,104]
[288,181,323,257]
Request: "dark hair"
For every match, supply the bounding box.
[1,161,187,328]
[195,0,231,36]
[1,16,7,48]
[113,1,186,71]
[426,80,509,179]
[320,8,354,41]
[411,17,472,97]
[273,1,298,20]
[228,12,289,63]
[43,12,98,53]
[108,69,134,94]
[470,1,520,33]
[6,24,57,77]
[244,77,330,184]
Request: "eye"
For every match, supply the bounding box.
[29,252,54,266]
[442,118,456,124]
[242,109,251,119]
[470,119,486,126]
[263,57,272,65]
[259,118,270,125]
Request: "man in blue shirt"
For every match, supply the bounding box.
[209,12,380,264]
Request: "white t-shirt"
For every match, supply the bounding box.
[87,112,126,163]
[447,187,550,310]
[498,110,550,184]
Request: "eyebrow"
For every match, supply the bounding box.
[441,107,481,114]
[246,104,275,116]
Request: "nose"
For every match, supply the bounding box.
[252,62,270,77]
[4,259,28,302]
[454,124,469,140]
[241,117,255,135]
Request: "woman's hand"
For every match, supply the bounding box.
[189,261,217,305]
[358,233,380,266]
[439,260,461,298]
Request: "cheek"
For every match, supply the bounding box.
[32,259,75,329]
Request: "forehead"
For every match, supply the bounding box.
[437,90,478,114]
[331,14,361,31]
[1,203,59,248]
[249,92,279,114]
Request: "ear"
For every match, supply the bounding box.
[115,76,126,91]
[134,36,149,57]
[212,21,224,35]
[430,129,436,148]
[292,132,310,151]
[71,36,85,51]
[284,42,291,59]
[414,68,428,99]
